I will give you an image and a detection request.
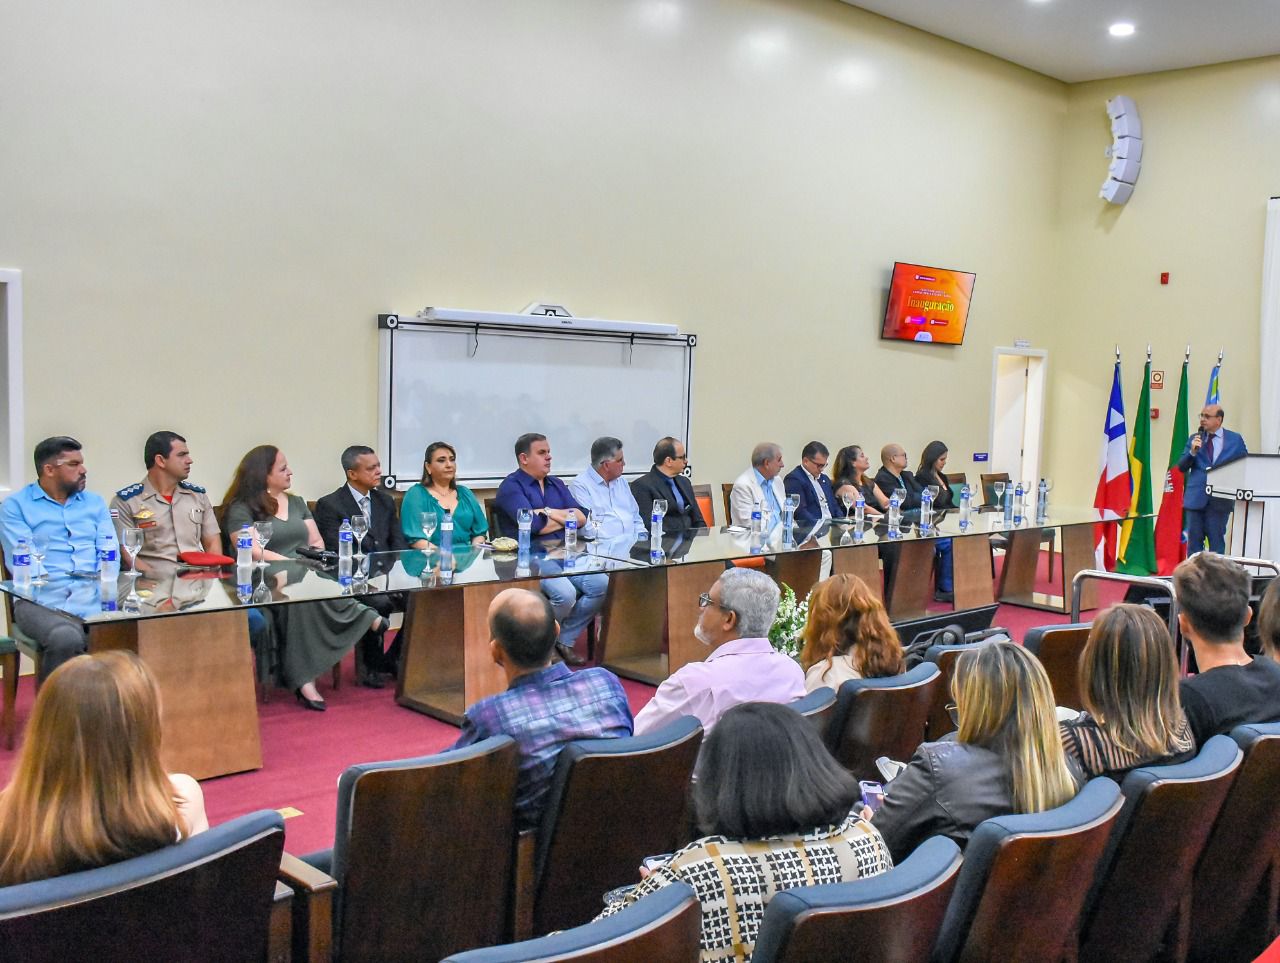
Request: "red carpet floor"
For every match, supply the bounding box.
[0,550,1126,855]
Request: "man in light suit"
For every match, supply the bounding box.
[783,441,844,526]
[1178,404,1249,554]
[730,442,787,528]
[313,445,409,686]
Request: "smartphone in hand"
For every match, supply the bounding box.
[859,780,886,814]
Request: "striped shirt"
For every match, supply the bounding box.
[597,808,892,963]
[1059,711,1196,781]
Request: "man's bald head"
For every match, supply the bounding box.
[489,588,559,669]
[881,444,905,468]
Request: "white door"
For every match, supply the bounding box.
[989,348,1048,486]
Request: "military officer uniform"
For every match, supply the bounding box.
[110,478,221,564]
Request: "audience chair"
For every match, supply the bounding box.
[933,777,1124,963]
[826,663,940,780]
[523,717,703,937]
[1,635,17,749]
[692,483,714,526]
[753,836,963,963]
[1023,622,1091,710]
[1189,722,1280,963]
[788,686,836,741]
[924,638,993,739]
[441,882,701,963]
[1077,735,1242,963]
[285,736,519,963]
[0,810,287,963]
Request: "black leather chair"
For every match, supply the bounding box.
[1023,621,1091,710]
[287,735,519,963]
[0,810,287,962]
[1077,734,1242,963]
[787,686,836,741]
[826,663,940,780]
[1189,721,1280,962]
[526,717,703,936]
[442,883,701,963]
[753,836,962,963]
[932,777,1124,963]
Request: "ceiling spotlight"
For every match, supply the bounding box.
[1109,22,1136,37]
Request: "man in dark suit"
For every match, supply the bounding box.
[1178,404,1249,554]
[783,441,844,525]
[631,436,707,535]
[314,445,409,687]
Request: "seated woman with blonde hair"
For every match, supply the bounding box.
[1060,603,1195,780]
[799,573,904,692]
[0,651,206,885]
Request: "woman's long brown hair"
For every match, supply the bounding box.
[221,444,280,521]
[799,574,904,678]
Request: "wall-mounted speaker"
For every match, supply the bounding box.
[1100,95,1143,205]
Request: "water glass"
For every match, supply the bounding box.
[254,520,273,567]
[422,511,439,541]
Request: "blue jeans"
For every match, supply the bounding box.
[540,573,609,648]
[935,537,954,593]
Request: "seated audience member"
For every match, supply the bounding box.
[872,641,1079,862]
[0,437,118,681]
[1174,552,1280,744]
[633,569,805,735]
[1060,604,1195,780]
[729,442,787,529]
[784,441,844,525]
[223,446,385,711]
[914,440,956,510]
[874,443,923,511]
[313,445,408,686]
[453,588,633,830]
[596,702,891,960]
[0,651,207,885]
[494,433,607,666]
[631,436,706,534]
[569,436,645,540]
[1256,576,1280,663]
[831,444,888,516]
[799,574,904,693]
[401,441,489,549]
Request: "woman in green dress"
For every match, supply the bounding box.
[223,446,383,711]
[401,442,489,549]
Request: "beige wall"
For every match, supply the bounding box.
[1,0,1273,516]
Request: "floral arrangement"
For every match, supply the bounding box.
[769,582,809,659]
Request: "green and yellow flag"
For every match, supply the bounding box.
[1118,358,1157,574]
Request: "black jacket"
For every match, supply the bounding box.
[874,467,923,512]
[313,485,409,555]
[630,467,706,534]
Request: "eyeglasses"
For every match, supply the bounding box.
[946,703,960,727]
[698,592,727,610]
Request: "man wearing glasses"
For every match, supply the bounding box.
[631,437,706,535]
[632,568,805,735]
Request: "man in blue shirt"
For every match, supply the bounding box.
[494,433,609,665]
[453,587,633,830]
[0,436,119,680]
[569,436,645,541]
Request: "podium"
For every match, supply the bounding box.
[1206,454,1280,561]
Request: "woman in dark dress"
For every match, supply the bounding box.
[915,439,956,510]
[223,446,382,711]
[831,445,888,516]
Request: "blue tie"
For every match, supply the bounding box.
[668,477,687,512]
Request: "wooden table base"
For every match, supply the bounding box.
[997,523,1097,614]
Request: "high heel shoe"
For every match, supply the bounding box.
[295,688,327,712]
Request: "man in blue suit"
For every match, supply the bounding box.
[783,441,844,525]
[1178,404,1248,554]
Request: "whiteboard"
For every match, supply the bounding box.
[377,317,695,487]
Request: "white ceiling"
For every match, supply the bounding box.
[840,0,1280,83]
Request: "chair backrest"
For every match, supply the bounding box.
[753,836,962,963]
[1190,722,1280,963]
[0,810,285,962]
[533,718,704,935]
[1023,622,1091,710]
[923,641,991,739]
[720,483,734,525]
[787,687,836,742]
[933,777,1124,963]
[944,473,968,505]
[441,883,701,963]
[1078,735,1242,963]
[692,483,714,526]
[485,498,501,538]
[330,736,520,962]
[978,472,1010,509]
[826,663,940,780]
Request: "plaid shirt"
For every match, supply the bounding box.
[454,663,633,829]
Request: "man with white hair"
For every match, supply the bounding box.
[729,442,787,529]
[633,568,805,734]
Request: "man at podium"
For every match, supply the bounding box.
[1178,404,1249,554]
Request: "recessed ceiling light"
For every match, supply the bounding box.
[1109,22,1136,37]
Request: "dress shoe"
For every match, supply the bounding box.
[295,688,327,711]
[555,642,587,666]
[358,669,388,690]
[934,590,955,603]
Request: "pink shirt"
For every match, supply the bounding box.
[633,637,807,735]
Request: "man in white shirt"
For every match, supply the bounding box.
[569,436,645,541]
[729,442,787,529]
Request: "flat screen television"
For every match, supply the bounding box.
[881,262,976,345]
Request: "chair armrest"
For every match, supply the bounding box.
[279,851,337,963]
[268,880,293,963]
[511,830,536,942]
